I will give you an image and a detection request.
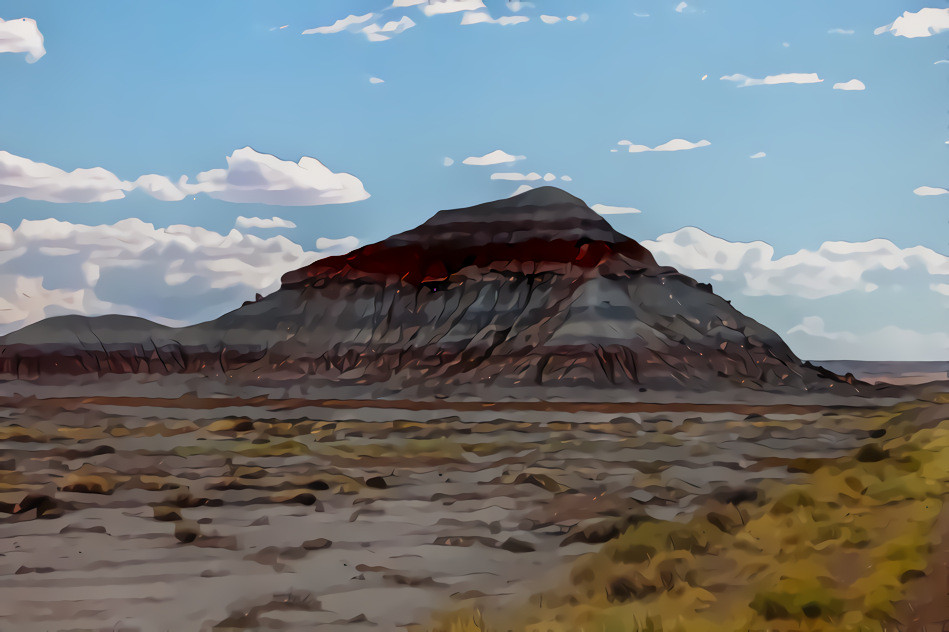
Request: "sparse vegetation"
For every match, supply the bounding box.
[429,400,949,632]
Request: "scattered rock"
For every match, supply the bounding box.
[500,537,535,553]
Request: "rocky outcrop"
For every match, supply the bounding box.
[0,187,865,398]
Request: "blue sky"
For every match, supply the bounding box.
[0,1,946,360]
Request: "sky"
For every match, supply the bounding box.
[0,0,946,361]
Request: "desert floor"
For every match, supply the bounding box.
[0,391,946,631]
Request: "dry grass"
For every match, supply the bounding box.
[429,400,949,632]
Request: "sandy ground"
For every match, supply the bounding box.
[0,395,902,632]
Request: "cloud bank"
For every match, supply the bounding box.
[0,147,369,206]
[642,227,948,299]
[642,227,949,361]
[0,219,357,336]
[235,216,297,229]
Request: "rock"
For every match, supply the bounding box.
[301,538,332,550]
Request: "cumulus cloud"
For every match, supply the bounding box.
[720,72,822,87]
[0,150,135,203]
[540,15,561,24]
[592,204,642,215]
[179,147,369,206]
[675,2,688,13]
[786,317,949,361]
[0,219,357,335]
[461,12,529,26]
[833,79,866,91]
[914,186,948,196]
[510,184,534,196]
[827,28,854,35]
[443,157,454,166]
[491,172,542,181]
[642,227,949,300]
[369,76,385,84]
[132,174,188,202]
[875,8,949,38]
[463,150,526,165]
[235,216,297,229]
[362,16,416,41]
[750,152,766,159]
[415,0,486,16]
[617,139,711,153]
[0,147,368,206]
[0,17,45,62]
[302,13,374,35]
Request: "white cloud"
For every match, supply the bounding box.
[420,0,486,16]
[302,13,374,35]
[460,12,529,26]
[443,157,454,167]
[561,175,572,182]
[592,204,642,215]
[750,151,766,159]
[0,147,368,206]
[235,216,297,229]
[0,219,358,335]
[936,59,949,64]
[0,150,135,203]
[634,12,650,18]
[178,147,369,206]
[675,2,688,13]
[133,174,188,202]
[617,138,711,153]
[642,227,949,300]
[463,149,526,165]
[828,28,854,35]
[315,236,359,256]
[369,76,385,84]
[362,16,416,41]
[540,15,561,24]
[786,317,949,361]
[510,184,534,196]
[720,72,823,87]
[833,79,866,91]
[0,17,45,63]
[491,172,542,181]
[875,8,949,38]
[914,186,948,196]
